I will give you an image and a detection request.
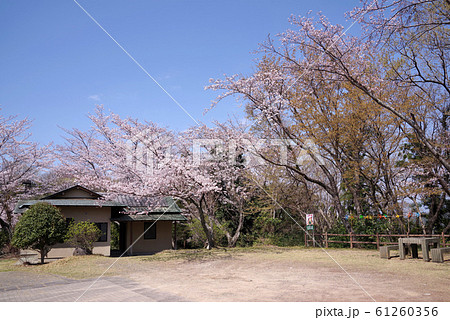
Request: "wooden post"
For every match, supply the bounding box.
[312,231,315,247]
[305,232,308,247]
[376,233,380,250]
[325,232,328,248]
[442,232,445,247]
[129,222,133,255]
[172,222,177,250]
[350,233,353,249]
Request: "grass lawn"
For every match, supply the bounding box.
[0,255,118,279]
[0,258,16,272]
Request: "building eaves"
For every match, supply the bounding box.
[111,213,187,222]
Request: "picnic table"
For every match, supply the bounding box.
[399,237,440,262]
[18,252,39,264]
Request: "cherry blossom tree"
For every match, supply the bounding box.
[157,123,253,248]
[58,107,254,248]
[0,112,52,243]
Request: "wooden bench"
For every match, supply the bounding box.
[380,245,399,259]
[430,247,450,263]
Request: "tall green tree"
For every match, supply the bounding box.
[12,202,67,264]
[208,0,449,233]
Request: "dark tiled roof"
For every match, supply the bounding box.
[14,199,125,214]
[113,195,181,213]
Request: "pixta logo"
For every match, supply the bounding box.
[126,129,172,175]
[192,138,324,167]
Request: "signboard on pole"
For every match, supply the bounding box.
[306,214,314,230]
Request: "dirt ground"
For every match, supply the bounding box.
[1,247,449,302]
[118,247,450,302]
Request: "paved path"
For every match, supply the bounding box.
[0,272,184,302]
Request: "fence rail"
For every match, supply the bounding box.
[305,232,449,249]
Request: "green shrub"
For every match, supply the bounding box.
[173,222,191,249]
[250,211,304,247]
[65,221,101,254]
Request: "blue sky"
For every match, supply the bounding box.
[0,0,360,145]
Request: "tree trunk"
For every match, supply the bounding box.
[225,210,245,248]
[198,210,215,250]
[426,193,445,234]
[190,198,216,250]
[40,250,45,264]
[442,221,450,234]
[1,206,17,254]
[0,215,12,240]
[204,222,215,250]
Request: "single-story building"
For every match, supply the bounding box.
[14,185,186,258]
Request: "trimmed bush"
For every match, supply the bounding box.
[65,221,101,255]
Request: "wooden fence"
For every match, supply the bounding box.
[305,232,450,249]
